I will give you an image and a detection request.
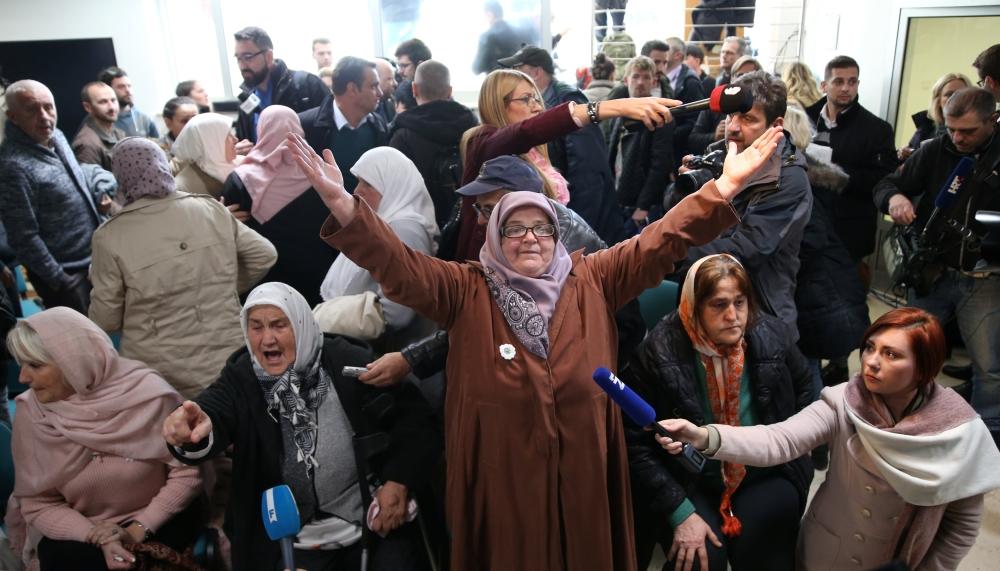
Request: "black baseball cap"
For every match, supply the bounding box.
[456,155,543,196]
[497,46,554,75]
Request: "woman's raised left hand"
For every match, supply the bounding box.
[714,126,785,201]
[286,133,356,224]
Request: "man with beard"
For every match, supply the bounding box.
[98,67,159,138]
[606,56,675,229]
[389,60,478,228]
[72,82,125,171]
[232,26,328,145]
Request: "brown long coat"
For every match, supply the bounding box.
[323,184,737,570]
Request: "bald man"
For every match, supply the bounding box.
[0,80,107,311]
[374,58,398,124]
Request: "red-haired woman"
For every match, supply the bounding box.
[624,254,814,571]
[658,307,1000,570]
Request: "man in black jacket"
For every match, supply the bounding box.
[389,60,478,229]
[805,55,896,264]
[663,37,706,160]
[873,87,1000,445]
[233,26,328,145]
[300,57,389,193]
[668,71,812,340]
[606,55,675,229]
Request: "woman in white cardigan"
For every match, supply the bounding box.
[657,307,1000,570]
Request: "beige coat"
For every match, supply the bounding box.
[89,192,276,398]
[174,161,225,198]
[711,383,984,571]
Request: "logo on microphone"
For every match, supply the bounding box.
[947,175,966,195]
[724,86,741,96]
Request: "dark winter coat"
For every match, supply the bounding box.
[873,127,1000,271]
[606,115,675,210]
[235,59,329,142]
[806,96,896,259]
[623,312,815,523]
[544,80,625,245]
[299,95,390,192]
[389,99,479,229]
[171,335,440,571]
[795,148,871,359]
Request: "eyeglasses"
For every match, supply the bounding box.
[234,49,268,63]
[501,223,556,239]
[507,94,543,107]
[472,202,495,219]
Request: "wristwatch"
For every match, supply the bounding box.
[122,519,153,541]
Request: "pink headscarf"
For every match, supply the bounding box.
[479,192,571,357]
[12,308,183,497]
[234,105,312,224]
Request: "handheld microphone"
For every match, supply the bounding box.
[262,485,300,571]
[624,84,754,132]
[593,367,706,473]
[920,156,975,242]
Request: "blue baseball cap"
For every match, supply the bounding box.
[456,155,543,196]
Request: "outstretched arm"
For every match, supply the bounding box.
[587,128,785,309]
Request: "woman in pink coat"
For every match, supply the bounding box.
[658,307,1000,570]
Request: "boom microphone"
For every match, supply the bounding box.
[624,84,754,131]
[920,156,975,242]
[593,367,706,473]
[262,485,300,571]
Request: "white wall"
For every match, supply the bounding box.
[799,0,993,118]
[0,0,172,119]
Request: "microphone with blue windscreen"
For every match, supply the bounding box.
[920,156,976,242]
[593,367,706,473]
[262,485,300,571]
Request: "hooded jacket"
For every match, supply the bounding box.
[389,99,479,229]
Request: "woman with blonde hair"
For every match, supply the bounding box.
[448,68,677,260]
[898,72,972,160]
[782,62,824,109]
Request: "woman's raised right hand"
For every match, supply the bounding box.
[604,97,680,131]
[162,401,212,447]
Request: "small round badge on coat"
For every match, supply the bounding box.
[499,344,516,360]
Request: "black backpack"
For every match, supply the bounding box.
[427,144,463,229]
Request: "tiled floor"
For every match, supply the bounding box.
[649,296,1000,570]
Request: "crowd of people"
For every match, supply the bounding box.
[0,14,999,571]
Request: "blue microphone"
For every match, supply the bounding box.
[262,485,300,571]
[593,367,706,473]
[921,156,976,241]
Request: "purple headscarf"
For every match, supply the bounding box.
[111,136,176,205]
[479,191,571,358]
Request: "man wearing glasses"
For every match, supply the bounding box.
[973,44,1000,105]
[232,26,328,146]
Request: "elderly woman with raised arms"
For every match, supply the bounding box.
[285,120,784,570]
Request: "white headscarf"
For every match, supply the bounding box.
[240,282,322,376]
[172,113,236,183]
[319,147,439,301]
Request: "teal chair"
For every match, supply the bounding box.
[637,280,680,330]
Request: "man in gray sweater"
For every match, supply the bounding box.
[0,80,108,312]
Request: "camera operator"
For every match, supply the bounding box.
[873,87,1000,446]
[665,71,813,340]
